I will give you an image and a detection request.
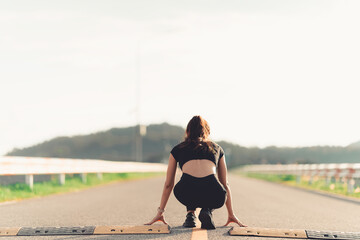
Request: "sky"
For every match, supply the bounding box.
[1,0,360,155]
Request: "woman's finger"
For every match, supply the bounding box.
[144,221,153,225]
[223,220,233,226]
[158,216,168,225]
[159,219,168,225]
[236,221,248,227]
[233,219,243,227]
[144,217,158,225]
[146,219,157,225]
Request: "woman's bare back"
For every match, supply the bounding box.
[181,159,217,178]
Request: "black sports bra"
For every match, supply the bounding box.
[170,141,225,170]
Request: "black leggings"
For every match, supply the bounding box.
[173,173,227,211]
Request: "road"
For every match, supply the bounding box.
[1,173,360,240]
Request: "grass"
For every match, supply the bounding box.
[232,170,360,199]
[0,172,164,203]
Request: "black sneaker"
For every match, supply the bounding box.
[198,208,215,229]
[183,212,196,228]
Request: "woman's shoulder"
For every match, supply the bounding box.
[209,141,225,157]
[171,141,186,152]
[208,141,222,149]
[174,141,186,147]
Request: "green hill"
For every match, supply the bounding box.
[347,140,360,149]
[6,123,360,167]
[6,123,184,163]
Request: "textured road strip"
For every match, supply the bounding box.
[305,230,360,240]
[229,227,307,238]
[93,225,170,235]
[0,225,169,236]
[17,226,95,236]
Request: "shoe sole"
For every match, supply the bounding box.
[183,222,196,228]
[199,210,216,229]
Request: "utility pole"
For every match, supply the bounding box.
[135,41,146,162]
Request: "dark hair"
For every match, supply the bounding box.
[179,115,215,153]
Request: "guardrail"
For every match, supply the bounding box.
[240,163,360,193]
[0,156,168,189]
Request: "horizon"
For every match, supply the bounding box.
[1,1,360,155]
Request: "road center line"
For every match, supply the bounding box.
[191,209,208,240]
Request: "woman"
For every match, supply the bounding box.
[145,115,247,229]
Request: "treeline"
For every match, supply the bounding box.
[218,141,360,168]
[7,123,360,168]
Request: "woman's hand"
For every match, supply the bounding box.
[144,212,168,225]
[223,214,247,227]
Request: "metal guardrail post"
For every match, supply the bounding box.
[96,173,103,180]
[25,174,33,190]
[347,179,355,193]
[80,173,87,183]
[330,176,335,184]
[356,179,360,188]
[59,174,66,185]
[308,176,313,185]
[326,176,331,185]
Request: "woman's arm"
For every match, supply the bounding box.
[158,153,177,210]
[145,153,177,225]
[217,155,247,227]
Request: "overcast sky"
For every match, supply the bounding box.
[1,0,360,155]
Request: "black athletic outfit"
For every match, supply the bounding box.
[171,141,227,211]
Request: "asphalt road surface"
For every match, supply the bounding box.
[1,173,360,240]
